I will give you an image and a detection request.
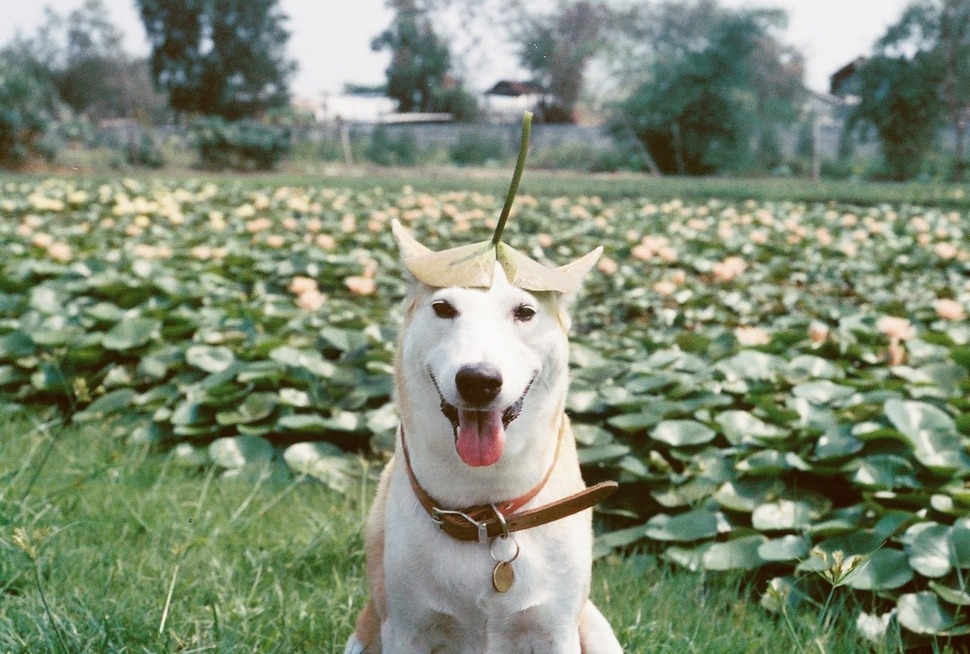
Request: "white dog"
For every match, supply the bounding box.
[344,220,622,653]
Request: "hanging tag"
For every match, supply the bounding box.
[492,560,515,593]
[489,533,520,594]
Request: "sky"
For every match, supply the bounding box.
[0,0,912,98]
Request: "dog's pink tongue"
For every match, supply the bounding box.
[455,409,505,467]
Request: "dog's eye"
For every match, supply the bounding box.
[431,299,458,319]
[513,304,536,322]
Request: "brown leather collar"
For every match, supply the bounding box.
[399,424,618,543]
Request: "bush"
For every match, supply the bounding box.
[531,143,635,173]
[190,117,291,171]
[448,131,507,166]
[364,126,420,166]
[125,130,165,169]
[0,49,58,168]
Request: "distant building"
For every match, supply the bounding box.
[483,80,563,123]
[829,57,866,104]
[296,92,397,124]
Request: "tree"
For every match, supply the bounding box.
[514,1,609,122]
[136,0,295,120]
[372,0,478,120]
[0,47,58,167]
[848,54,945,180]
[870,0,970,179]
[13,1,166,123]
[614,1,804,175]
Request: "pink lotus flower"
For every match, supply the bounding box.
[597,256,618,275]
[735,326,770,346]
[289,276,318,295]
[808,321,829,344]
[295,288,327,311]
[653,280,677,297]
[712,256,746,282]
[47,242,72,262]
[934,299,966,321]
[345,276,376,296]
[877,316,916,342]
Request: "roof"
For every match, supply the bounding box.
[485,80,547,98]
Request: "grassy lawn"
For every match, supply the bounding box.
[1,411,884,653]
[9,161,970,208]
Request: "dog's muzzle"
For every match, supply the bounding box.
[431,367,534,435]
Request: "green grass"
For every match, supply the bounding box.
[8,162,970,209]
[0,411,898,653]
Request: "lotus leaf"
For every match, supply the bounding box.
[752,499,819,531]
[209,435,273,470]
[645,509,720,542]
[651,420,716,447]
[283,441,355,493]
[897,591,956,635]
[929,580,970,606]
[791,381,854,405]
[215,392,278,425]
[716,410,785,445]
[702,536,767,571]
[843,548,913,590]
[884,399,970,473]
[186,345,237,373]
[102,317,160,351]
[758,536,810,562]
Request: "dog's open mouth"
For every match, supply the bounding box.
[432,375,533,468]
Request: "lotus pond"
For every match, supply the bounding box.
[1,177,969,644]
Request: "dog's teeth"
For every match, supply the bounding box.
[440,400,460,432]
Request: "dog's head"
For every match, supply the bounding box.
[392,220,601,468]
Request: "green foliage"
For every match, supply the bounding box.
[190,116,291,170]
[125,130,166,169]
[448,131,507,166]
[514,1,607,121]
[0,415,892,652]
[371,6,478,121]
[614,1,804,175]
[848,53,947,180]
[363,126,421,166]
[136,0,295,119]
[0,49,58,168]
[1,177,969,644]
[15,1,168,123]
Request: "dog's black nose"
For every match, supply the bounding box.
[455,364,503,406]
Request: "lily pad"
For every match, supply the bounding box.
[645,509,720,542]
[716,410,785,444]
[186,345,237,373]
[702,535,767,571]
[209,435,274,470]
[884,399,970,473]
[283,441,356,493]
[650,420,716,447]
[102,317,160,350]
[897,591,955,635]
[844,548,913,590]
[758,536,810,562]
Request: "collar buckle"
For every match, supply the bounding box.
[431,507,490,543]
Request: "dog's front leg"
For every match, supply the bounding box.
[579,600,623,653]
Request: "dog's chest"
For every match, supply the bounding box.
[382,469,590,629]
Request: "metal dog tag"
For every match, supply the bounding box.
[491,561,515,593]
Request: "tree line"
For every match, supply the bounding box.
[0,0,967,180]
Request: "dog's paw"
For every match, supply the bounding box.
[343,635,367,654]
